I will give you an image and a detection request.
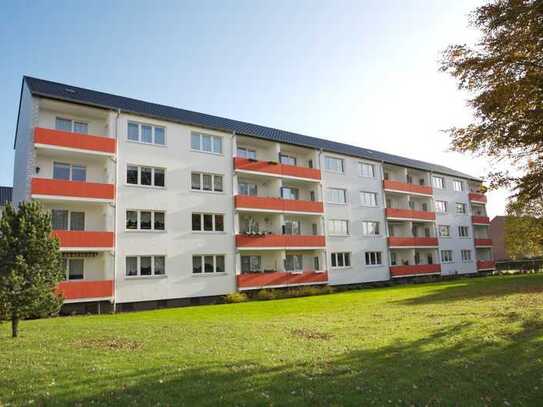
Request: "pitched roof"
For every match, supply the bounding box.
[22,76,481,181]
[0,186,12,206]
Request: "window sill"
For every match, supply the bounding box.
[125,275,168,280]
[190,149,224,157]
[364,264,384,268]
[331,266,352,271]
[125,183,166,190]
[125,229,167,233]
[191,189,225,195]
[192,273,228,278]
[126,139,167,148]
[192,231,227,234]
[326,202,348,206]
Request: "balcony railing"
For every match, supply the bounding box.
[477,260,496,270]
[234,157,321,180]
[34,127,116,155]
[385,208,436,221]
[53,230,115,249]
[236,234,325,249]
[383,180,432,196]
[472,215,490,225]
[57,280,114,300]
[234,195,324,214]
[32,178,115,201]
[237,271,328,290]
[474,238,493,247]
[390,264,441,277]
[388,237,439,247]
[469,192,487,203]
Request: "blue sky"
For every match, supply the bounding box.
[0,0,506,216]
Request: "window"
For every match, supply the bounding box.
[127,121,166,145]
[55,117,88,134]
[53,162,86,182]
[362,221,380,236]
[441,250,453,263]
[52,210,85,231]
[125,256,166,277]
[126,165,165,187]
[63,258,84,280]
[284,255,303,272]
[283,220,301,235]
[328,220,349,235]
[432,176,444,189]
[458,226,469,237]
[461,249,472,262]
[279,153,297,166]
[326,188,347,204]
[359,162,375,178]
[237,147,257,159]
[241,255,262,273]
[331,252,351,268]
[191,132,222,154]
[281,187,299,200]
[456,202,467,214]
[325,156,344,174]
[360,191,378,207]
[453,180,463,192]
[239,181,257,196]
[365,251,382,266]
[191,172,223,192]
[192,213,224,232]
[125,210,165,231]
[438,225,450,237]
[192,255,226,274]
[435,200,448,213]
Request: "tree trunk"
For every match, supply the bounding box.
[11,316,19,338]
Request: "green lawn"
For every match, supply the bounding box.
[1,274,543,406]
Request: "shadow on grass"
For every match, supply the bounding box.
[35,317,543,407]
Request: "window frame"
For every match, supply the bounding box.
[126,165,166,188]
[53,162,87,182]
[438,225,451,237]
[191,131,223,155]
[125,210,166,232]
[364,251,383,266]
[458,226,470,238]
[52,209,85,231]
[330,252,352,269]
[452,180,463,192]
[237,146,257,160]
[63,257,85,280]
[327,219,349,236]
[126,121,167,146]
[455,202,467,214]
[192,254,226,274]
[125,255,167,278]
[191,172,224,193]
[440,250,453,263]
[191,213,225,233]
[241,255,262,273]
[324,156,345,174]
[360,191,378,207]
[435,200,448,213]
[461,249,472,263]
[361,221,380,236]
[326,188,347,204]
[432,176,444,189]
[55,117,89,134]
[359,162,375,178]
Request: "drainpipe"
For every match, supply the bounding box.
[231,131,237,291]
[112,109,120,312]
[318,148,328,276]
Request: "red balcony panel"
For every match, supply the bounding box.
[34,128,116,154]
[32,178,115,200]
[472,215,490,224]
[383,180,432,196]
[234,195,324,213]
[385,208,435,221]
[237,271,328,289]
[236,234,325,248]
[57,280,113,300]
[53,230,114,248]
[234,157,321,180]
[390,264,441,277]
[388,237,438,247]
[469,192,487,203]
[477,260,496,270]
[475,238,493,247]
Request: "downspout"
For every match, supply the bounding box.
[318,148,328,277]
[231,131,237,292]
[112,109,121,312]
[381,160,392,276]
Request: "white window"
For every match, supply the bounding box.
[327,188,347,204]
[127,121,166,145]
[441,250,453,263]
[432,176,444,189]
[191,172,223,192]
[52,210,85,231]
[438,225,450,237]
[126,165,165,187]
[53,162,86,182]
[435,200,448,213]
[191,132,222,154]
[279,153,297,166]
[63,258,84,280]
[125,255,166,277]
[325,156,344,174]
[360,191,378,207]
[456,202,467,214]
[192,255,225,274]
[238,180,258,196]
[281,187,299,200]
[453,180,463,192]
[328,219,349,235]
[284,255,303,272]
[331,252,351,268]
[55,117,88,134]
[283,219,301,235]
[241,255,261,273]
[458,226,469,237]
[237,147,257,159]
[362,221,380,236]
[192,213,224,232]
[359,162,375,178]
[365,251,382,266]
[461,249,472,262]
[126,210,165,231]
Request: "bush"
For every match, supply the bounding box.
[224,292,248,303]
[255,289,277,301]
[286,286,335,298]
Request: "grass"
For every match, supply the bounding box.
[1,274,543,406]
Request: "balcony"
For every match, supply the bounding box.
[469,192,487,204]
[32,178,115,202]
[472,215,490,225]
[237,271,328,290]
[235,195,324,214]
[388,237,439,248]
[390,264,441,278]
[385,208,435,221]
[236,234,325,249]
[34,127,116,156]
[477,260,496,271]
[53,231,114,250]
[474,238,493,247]
[56,280,114,301]
[234,157,321,181]
[383,180,432,196]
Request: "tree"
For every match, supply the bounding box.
[504,198,543,259]
[0,201,64,337]
[440,0,543,204]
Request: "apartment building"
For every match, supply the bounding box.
[12,76,495,312]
